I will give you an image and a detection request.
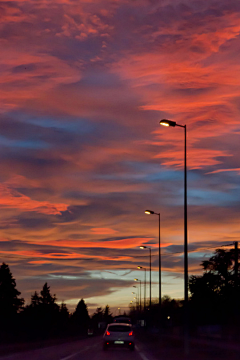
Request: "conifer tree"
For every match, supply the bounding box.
[72,299,89,334]
[0,263,24,319]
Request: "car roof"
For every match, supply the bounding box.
[107,322,132,327]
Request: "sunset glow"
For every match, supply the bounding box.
[1,0,240,313]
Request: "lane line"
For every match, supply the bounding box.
[136,345,152,360]
[60,345,91,360]
[60,340,102,360]
[138,352,150,360]
[60,354,79,360]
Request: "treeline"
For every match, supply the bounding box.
[189,247,240,329]
[0,263,112,343]
[1,246,240,343]
[130,247,240,332]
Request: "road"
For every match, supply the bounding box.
[0,336,155,360]
[1,332,240,360]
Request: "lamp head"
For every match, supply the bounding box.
[140,246,146,249]
[160,119,176,127]
[134,278,138,281]
[145,210,154,215]
[137,266,142,269]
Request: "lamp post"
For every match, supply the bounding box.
[137,266,146,311]
[145,210,161,306]
[159,118,189,354]
[134,278,141,312]
[140,246,152,309]
[133,285,138,309]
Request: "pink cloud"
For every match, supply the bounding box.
[0,184,68,215]
[154,148,232,169]
[90,227,118,234]
[206,168,240,175]
[1,0,240,305]
[0,48,82,112]
[28,237,155,249]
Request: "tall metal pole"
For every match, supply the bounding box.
[183,124,189,355]
[139,280,142,312]
[159,213,161,306]
[235,242,238,289]
[159,119,189,354]
[149,247,152,309]
[234,242,238,321]
[133,286,138,310]
[144,268,146,311]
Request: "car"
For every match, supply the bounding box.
[87,328,94,336]
[103,323,135,351]
[113,316,132,324]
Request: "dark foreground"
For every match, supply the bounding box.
[0,330,240,360]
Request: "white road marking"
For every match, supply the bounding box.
[59,341,102,360]
[60,345,91,360]
[60,354,79,360]
[136,345,153,360]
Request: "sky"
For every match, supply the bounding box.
[1,0,240,314]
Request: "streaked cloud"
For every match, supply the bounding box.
[0,0,240,310]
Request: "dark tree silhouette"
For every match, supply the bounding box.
[0,263,24,318]
[22,283,60,340]
[40,283,57,305]
[30,291,41,307]
[92,307,103,321]
[60,302,69,317]
[0,263,24,341]
[189,248,240,326]
[71,299,89,334]
[103,304,112,324]
[57,302,70,335]
[90,307,103,332]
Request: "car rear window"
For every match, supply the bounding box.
[108,325,131,332]
[114,319,131,323]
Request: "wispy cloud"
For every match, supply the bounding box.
[1,0,240,309]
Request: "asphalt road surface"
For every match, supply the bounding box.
[0,336,155,360]
[1,332,240,360]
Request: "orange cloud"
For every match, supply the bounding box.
[90,227,118,235]
[206,168,240,175]
[1,249,132,262]
[24,238,172,251]
[0,184,68,215]
[28,260,52,264]
[154,148,232,169]
[30,237,154,249]
[0,48,82,111]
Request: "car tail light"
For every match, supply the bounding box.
[129,331,133,336]
[106,331,110,335]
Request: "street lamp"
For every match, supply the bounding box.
[133,285,138,309]
[145,210,161,306]
[159,118,188,353]
[134,278,141,312]
[137,266,146,311]
[140,246,152,309]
